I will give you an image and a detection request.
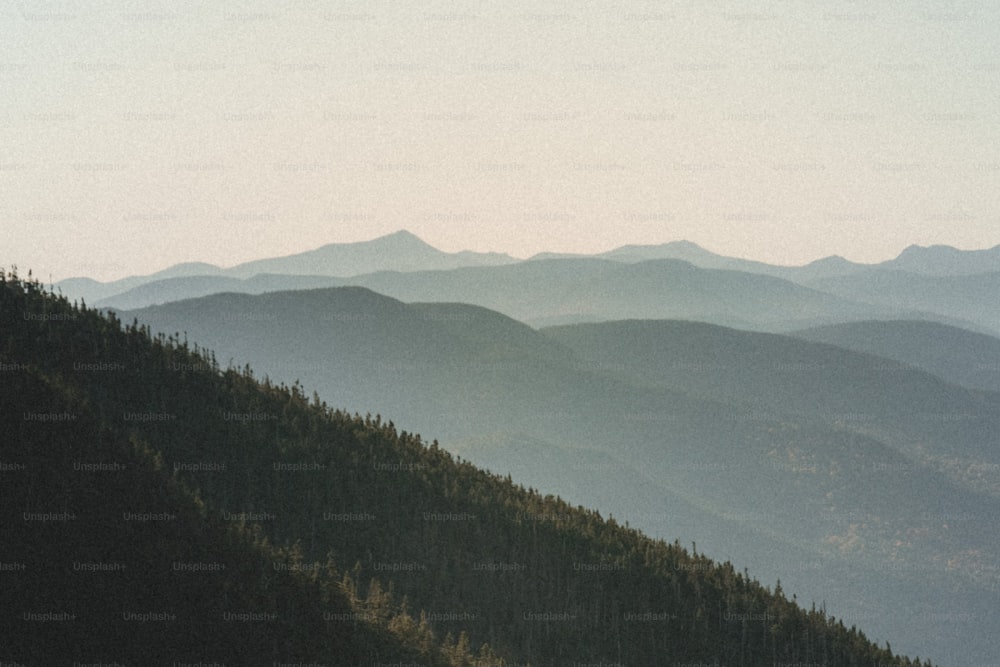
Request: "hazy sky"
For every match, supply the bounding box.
[3,1,999,281]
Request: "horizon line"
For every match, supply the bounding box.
[35,229,1000,284]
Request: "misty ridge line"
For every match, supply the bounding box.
[89,264,1000,664]
[47,230,1000,345]
[51,228,1000,286]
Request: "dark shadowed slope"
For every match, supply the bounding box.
[0,366,462,666]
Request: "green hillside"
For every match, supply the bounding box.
[0,270,934,665]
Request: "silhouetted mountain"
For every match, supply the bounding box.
[338,258,896,330]
[114,287,1000,664]
[94,261,993,337]
[533,242,867,282]
[60,238,1000,316]
[792,254,869,281]
[226,229,516,278]
[594,240,1000,280]
[534,241,1000,283]
[791,320,1000,393]
[94,273,345,309]
[56,261,227,304]
[57,230,515,306]
[804,269,1000,336]
[601,240,722,263]
[2,269,933,666]
[599,240,806,277]
[68,239,1000,342]
[881,243,1000,276]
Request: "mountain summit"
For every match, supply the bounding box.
[226,229,517,278]
[882,243,1000,276]
[55,231,519,303]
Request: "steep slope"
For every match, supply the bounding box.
[1,269,933,666]
[0,367,482,666]
[115,287,999,664]
[791,320,1000,393]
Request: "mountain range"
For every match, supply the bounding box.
[56,230,516,305]
[1,270,933,666]
[535,239,1000,278]
[58,232,1000,337]
[17,231,1000,664]
[791,319,1000,394]
[113,285,1000,665]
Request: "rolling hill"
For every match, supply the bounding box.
[543,319,1000,466]
[790,320,1000,393]
[804,269,1000,336]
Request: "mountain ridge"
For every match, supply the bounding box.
[1,268,935,666]
[56,232,1000,308]
[55,229,517,303]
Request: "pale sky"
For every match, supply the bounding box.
[3,1,999,281]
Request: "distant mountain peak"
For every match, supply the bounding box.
[806,254,852,267]
[218,229,516,279]
[307,229,434,253]
[663,239,706,250]
[611,239,708,252]
[600,239,718,262]
[897,243,956,255]
[886,242,1000,275]
[376,229,431,245]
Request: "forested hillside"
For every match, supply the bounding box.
[0,270,932,666]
